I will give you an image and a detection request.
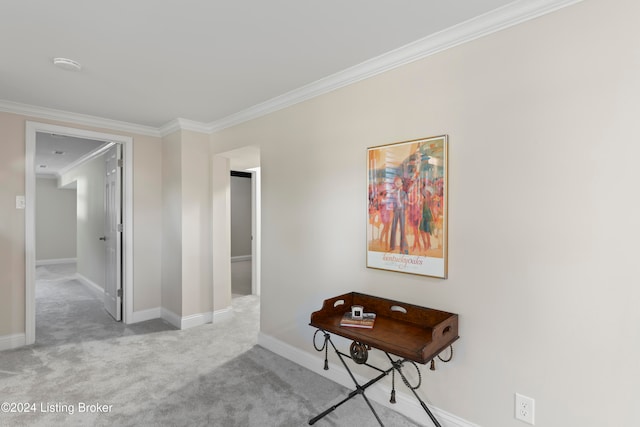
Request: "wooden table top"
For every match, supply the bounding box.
[310,292,459,364]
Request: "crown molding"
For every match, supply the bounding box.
[0,99,162,137]
[0,98,211,138]
[158,118,212,137]
[1,0,583,137]
[208,0,584,132]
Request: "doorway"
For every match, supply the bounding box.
[230,170,253,297]
[25,122,133,345]
[215,146,261,304]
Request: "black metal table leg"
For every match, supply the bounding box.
[384,353,441,427]
[310,331,444,427]
[309,335,391,426]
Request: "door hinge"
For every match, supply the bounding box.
[117,289,122,298]
[117,159,124,168]
[117,224,124,232]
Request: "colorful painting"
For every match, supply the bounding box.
[367,135,448,278]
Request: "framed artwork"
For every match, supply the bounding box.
[367,135,448,278]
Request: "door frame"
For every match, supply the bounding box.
[25,121,134,344]
[248,167,261,296]
[104,143,123,321]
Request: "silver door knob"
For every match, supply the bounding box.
[99,236,107,241]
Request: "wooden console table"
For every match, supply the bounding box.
[309,292,459,426]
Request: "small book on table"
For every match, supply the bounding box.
[340,312,376,329]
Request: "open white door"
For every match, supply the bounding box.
[104,144,122,320]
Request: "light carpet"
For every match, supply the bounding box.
[0,264,420,426]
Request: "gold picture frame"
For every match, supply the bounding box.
[367,135,448,278]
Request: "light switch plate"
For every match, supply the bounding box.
[16,195,26,209]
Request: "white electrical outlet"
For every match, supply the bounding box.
[515,393,535,424]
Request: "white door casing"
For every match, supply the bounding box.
[25,122,133,345]
[104,144,122,320]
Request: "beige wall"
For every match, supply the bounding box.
[0,112,26,336]
[131,134,163,311]
[210,1,640,425]
[180,130,213,317]
[35,178,76,261]
[211,155,231,312]
[161,131,183,315]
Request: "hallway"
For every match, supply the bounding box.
[35,263,173,346]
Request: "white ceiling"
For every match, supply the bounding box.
[1,0,523,128]
[35,133,109,177]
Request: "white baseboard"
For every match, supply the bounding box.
[130,307,161,324]
[75,273,104,295]
[161,308,182,329]
[161,306,234,329]
[213,306,233,323]
[181,311,213,329]
[0,333,26,351]
[36,258,77,266]
[257,332,478,427]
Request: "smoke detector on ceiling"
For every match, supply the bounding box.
[53,57,82,71]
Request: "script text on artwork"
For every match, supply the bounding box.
[382,253,424,270]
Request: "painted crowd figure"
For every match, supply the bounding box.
[389,176,408,254]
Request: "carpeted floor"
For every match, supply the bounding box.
[0,264,420,427]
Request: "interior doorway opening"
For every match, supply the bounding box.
[230,170,253,297]
[215,146,261,304]
[25,122,133,345]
